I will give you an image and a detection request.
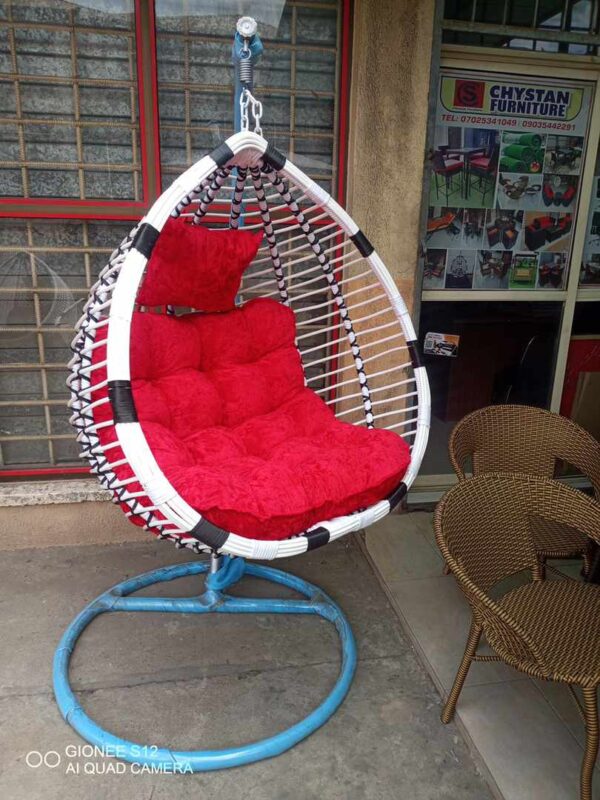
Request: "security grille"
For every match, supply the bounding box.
[0,0,142,200]
[443,0,600,53]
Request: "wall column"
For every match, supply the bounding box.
[346,0,437,315]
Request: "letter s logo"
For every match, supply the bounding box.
[453,80,485,109]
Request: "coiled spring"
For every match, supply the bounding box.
[238,55,253,85]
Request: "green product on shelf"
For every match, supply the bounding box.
[503,144,535,163]
[516,133,542,148]
[500,156,526,172]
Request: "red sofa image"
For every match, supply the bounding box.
[524,214,572,251]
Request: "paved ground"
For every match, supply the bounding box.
[0,536,492,800]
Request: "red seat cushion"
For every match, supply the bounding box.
[93,297,410,540]
[437,160,462,175]
[469,157,491,169]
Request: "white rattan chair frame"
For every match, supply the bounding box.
[68,132,430,560]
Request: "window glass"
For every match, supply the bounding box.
[418,301,563,475]
[154,1,340,194]
[0,0,142,201]
[0,218,133,467]
[0,1,345,471]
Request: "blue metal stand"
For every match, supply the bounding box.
[53,556,357,771]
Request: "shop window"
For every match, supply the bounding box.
[0,0,347,472]
[154,1,340,194]
[0,218,134,467]
[0,0,143,201]
[420,63,597,479]
[418,301,562,474]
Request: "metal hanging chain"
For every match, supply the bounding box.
[240,86,263,136]
[238,28,263,136]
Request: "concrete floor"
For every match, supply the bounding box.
[366,512,600,800]
[0,535,492,800]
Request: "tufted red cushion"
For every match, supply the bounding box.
[136,217,263,311]
[91,290,410,539]
[91,296,411,540]
[130,299,411,538]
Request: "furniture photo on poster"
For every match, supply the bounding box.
[524,212,573,252]
[55,18,430,773]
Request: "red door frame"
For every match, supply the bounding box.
[2,0,353,478]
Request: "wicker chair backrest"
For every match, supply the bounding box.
[449,404,600,498]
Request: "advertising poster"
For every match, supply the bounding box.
[425,70,593,292]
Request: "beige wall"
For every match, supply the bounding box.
[0,501,145,551]
[346,0,436,314]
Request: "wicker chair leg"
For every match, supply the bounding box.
[441,620,482,724]
[581,686,599,800]
[443,562,452,576]
[532,557,546,581]
[582,549,592,580]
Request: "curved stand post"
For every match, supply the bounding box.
[53,556,357,772]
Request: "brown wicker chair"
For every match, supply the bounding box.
[448,405,600,577]
[435,473,600,800]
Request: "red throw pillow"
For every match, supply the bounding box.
[137,217,263,311]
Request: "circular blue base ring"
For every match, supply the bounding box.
[53,559,357,771]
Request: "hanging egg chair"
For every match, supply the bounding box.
[54,18,430,772]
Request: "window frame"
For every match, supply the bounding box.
[0,0,161,221]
